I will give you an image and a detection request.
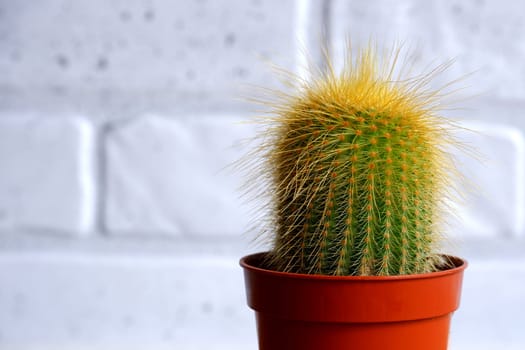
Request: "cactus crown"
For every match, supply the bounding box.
[249,45,459,276]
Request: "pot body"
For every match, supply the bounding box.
[240,252,467,350]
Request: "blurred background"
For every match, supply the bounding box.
[0,0,524,349]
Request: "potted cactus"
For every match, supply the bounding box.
[240,45,467,350]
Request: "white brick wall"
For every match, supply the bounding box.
[0,0,524,349]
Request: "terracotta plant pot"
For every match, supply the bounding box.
[241,252,467,350]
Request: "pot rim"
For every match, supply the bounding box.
[240,251,467,282]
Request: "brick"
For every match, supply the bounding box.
[448,121,525,238]
[105,115,256,236]
[449,258,525,350]
[329,0,525,99]
[0,115,96,234]
[0,252,255,349]
[0,0,321,112]
[1,244,525,349]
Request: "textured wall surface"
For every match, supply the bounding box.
[1,0,524,349]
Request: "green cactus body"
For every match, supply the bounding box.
[262,47,456,276]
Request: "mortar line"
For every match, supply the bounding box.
[294,0,311,81]
[321,0,333,72]
[95,122,110,235]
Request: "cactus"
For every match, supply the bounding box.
[254,45,459,276]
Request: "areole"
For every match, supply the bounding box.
[241,252,467,350]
